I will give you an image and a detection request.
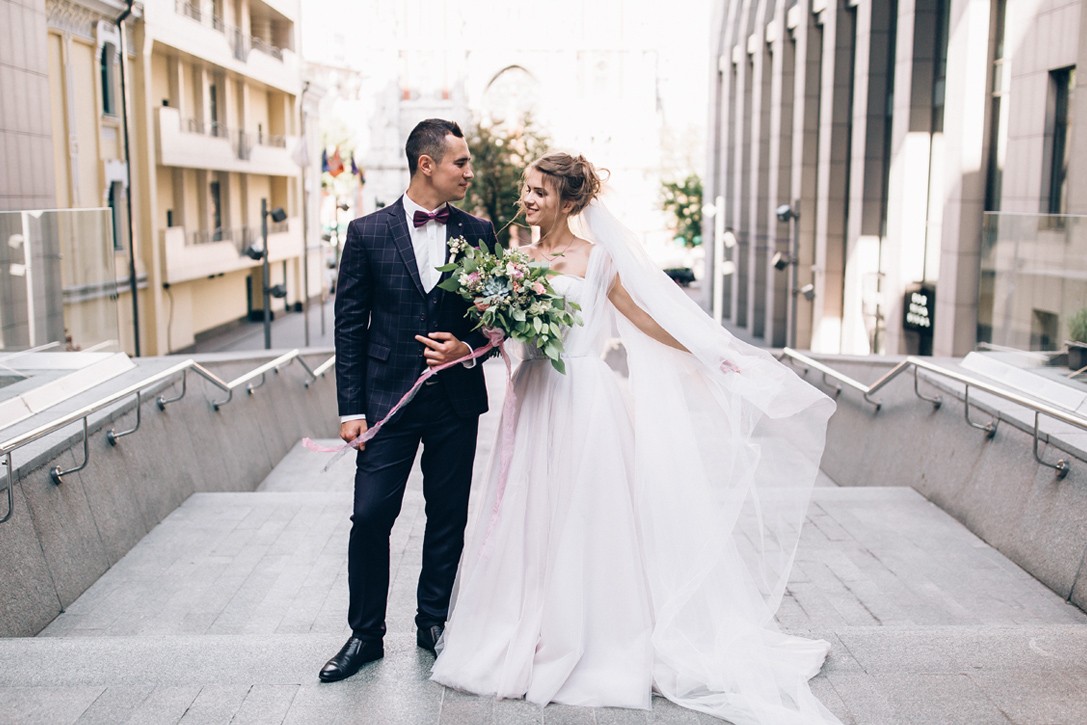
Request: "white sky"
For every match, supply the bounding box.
[299,0,712,134]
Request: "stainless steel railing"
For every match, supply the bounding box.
[779,347,1087,479]
[0,350,335,524]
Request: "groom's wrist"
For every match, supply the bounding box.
[340,413,367,423]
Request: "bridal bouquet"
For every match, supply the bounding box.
[437,236,581,373]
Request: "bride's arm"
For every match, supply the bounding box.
[607,276,689,352]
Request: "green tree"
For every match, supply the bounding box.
[661,173,704,248]
[465,115,551,246]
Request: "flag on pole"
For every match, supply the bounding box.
[327,148,345,177]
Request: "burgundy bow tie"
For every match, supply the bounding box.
[412,207,450,228]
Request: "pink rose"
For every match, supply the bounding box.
[467,272,480,284]
[532,281,546,295]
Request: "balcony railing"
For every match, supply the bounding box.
[186,226,256,252]
[174,0,289,62]
[180,118,288,162]
[256,131,287,148]
[184,118,230,138]
[175,0,205,23]
[185,224,289,255]
[250,35,284,60]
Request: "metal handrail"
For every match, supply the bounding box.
[780,347,1087,479]
[0,350,335,523]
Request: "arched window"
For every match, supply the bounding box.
[482,66,541,125]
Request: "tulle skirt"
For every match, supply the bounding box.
[432,354,654,708]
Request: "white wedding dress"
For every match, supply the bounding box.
[431,202,841,724]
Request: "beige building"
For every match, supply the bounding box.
[25,0,318,356]
[131,0,317,354]
[706,0,1087,357]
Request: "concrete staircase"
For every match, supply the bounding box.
[3,378,1087,723]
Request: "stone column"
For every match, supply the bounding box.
[810,0,854,353]
[934,0,991,356]
[790,1,823,350]
[746,0,773,340]
[765,0,795,348]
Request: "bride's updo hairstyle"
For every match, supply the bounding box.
[523,153,605,217]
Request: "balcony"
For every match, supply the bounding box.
[162,217,301,285]
[149,0,300,94]
[156,107,300,177]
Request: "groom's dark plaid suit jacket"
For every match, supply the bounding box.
[334,197,497,424]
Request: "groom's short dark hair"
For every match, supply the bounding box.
[406,119,464,177]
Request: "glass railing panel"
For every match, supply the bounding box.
[979,212,1087,352]
[0,208,121,354]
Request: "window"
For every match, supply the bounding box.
[210,180,222,241]
[209,83,221,137]
[1031,309,1058,351]
[931,0,950,132]
[985,0,1008,211]
[100,43,117,116]
[1044,67,1075,215]
[108,182,125,251]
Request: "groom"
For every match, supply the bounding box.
[320,119,497,682]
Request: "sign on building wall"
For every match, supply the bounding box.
[904,283,936,354]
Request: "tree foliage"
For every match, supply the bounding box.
[661,173,703,248]
[464,116,551,246]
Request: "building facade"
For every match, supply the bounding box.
[129,0,316,354]
[706,0,1087,356]
[16,0,319,356]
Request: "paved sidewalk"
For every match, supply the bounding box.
[193,304,335,354]
[2,372,1087,723]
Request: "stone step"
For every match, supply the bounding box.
[3,625,1087,724]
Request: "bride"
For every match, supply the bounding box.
[430,153,840,724]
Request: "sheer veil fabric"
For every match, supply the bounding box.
[433,198,840,724]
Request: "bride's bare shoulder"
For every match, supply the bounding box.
[569,237,593,254]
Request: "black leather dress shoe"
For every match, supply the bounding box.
[417,624,444,655]
[318,637,383,682]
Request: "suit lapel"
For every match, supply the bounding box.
[387,198,425,298]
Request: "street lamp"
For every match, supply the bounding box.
[249,198,288,349]
[331,200,349,285]
[773,201,801,348]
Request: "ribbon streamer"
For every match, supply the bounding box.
[303,329,518,514]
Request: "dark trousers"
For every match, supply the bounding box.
[346,383,479,643]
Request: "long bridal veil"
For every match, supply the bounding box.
[573,199,841,724]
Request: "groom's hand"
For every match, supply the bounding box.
[416,332,470,366]
[340,419,368,450]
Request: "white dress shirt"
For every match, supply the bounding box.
[402,193,448,292]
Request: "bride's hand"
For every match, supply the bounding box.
[721,359,741,374]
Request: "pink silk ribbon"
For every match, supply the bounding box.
[303,329,520,543]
